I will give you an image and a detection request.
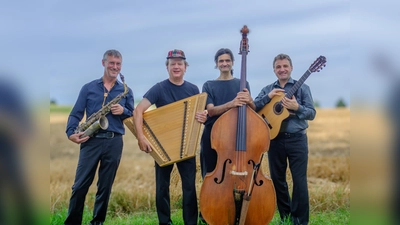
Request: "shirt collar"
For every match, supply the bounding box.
[273,77,294,88]
[97,77,121,86]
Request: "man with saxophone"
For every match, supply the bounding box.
[64,49,134,225]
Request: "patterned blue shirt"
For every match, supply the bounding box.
[254,77,316,133]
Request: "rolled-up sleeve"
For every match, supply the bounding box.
[66,85,88,137]
[254,85,273,112]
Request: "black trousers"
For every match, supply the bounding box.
[268,134,309,225]
[155,157,198,225]
[200,126,217,179]
[64,135,123,225]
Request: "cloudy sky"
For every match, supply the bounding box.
[2,0,398,108]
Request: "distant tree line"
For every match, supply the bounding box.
[314,97,347,108]
[51,97,348,108]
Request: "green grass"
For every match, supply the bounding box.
[2,205,49,225]
[50,207,349,225]
[50,104,72,113]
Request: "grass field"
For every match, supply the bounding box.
[50,107,350,224]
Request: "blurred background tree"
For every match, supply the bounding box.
[314,100,320,108]
[336,98,347,108]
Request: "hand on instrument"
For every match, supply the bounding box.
[69,132,90,144]
[137,137,152,153]
[195,110,208,124]
[281,95,299,111]
[268,88,285,99]
[232,88,252,107]
[110,104,124,115]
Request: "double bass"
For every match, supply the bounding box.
[199,26,276,224]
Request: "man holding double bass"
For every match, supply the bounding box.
[199,26,276,225]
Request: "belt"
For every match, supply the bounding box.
[276,132,305,139]
[93,131,120,139]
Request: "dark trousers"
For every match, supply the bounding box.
[155,157,198,225]
[200,126,217,179]
[268,134,309,225]
[64,135,123,225]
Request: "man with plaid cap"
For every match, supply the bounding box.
[133,49,207,225]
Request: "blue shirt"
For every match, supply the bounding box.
[254,77,316,133]
[66,77,134,137]
[202,78,250,128]
[144,79,200,107]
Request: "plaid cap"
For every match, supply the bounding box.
[166,49,186,60]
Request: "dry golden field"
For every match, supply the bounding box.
[50,108,350,215]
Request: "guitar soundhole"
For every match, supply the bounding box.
[273,102,283,115]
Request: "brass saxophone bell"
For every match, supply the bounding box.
[80,116,109,138]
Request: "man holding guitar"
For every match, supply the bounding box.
[253,53,317,225]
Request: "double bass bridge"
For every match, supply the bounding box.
[230,170,248,176]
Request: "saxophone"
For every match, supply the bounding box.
[74,73,129,138]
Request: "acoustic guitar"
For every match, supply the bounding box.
[257,55,327,139]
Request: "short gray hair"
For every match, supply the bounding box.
[273,53,292,68]
[103,49,122,61]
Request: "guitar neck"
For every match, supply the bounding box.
[286,69,312,98]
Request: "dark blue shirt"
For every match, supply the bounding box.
[202,78,250,128]
[254,77,316,133]
[66,77,134,137]
[144,79,200,107]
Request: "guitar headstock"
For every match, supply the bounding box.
[239,25,250,55]
[309,55,327,72]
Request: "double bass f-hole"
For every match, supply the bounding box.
[213,158,265,186]
[226,159,265,186]
[214,159,232,184]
